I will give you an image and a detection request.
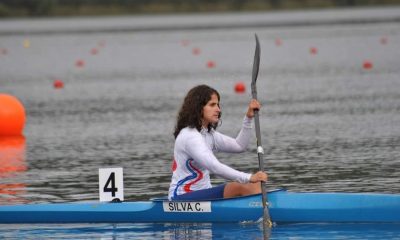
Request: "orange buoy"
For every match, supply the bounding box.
[310,47,318,55]
[192,47,201,55]
[206,60,216,68]
[234,82,246,93]
[75,59,85,68]
[53,79,64,89]
[363,60,373,70]
[0,94,26,136]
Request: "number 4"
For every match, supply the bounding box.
[99,167,124,202]
[103,172,118,197]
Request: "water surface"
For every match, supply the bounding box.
[1,7,400,239]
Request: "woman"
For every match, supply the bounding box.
[168,85,268,201]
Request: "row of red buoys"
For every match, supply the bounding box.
[274,36,388,70]
[52,40,106,89]
[182,39,245,93]
[307,46,373,70]
[183,39,239,93]
[181,39,246,93]
[181,40,217,69]
[181,35,389,94]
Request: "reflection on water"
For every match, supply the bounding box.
[0,222,399,239]
[0,136,26,176]
[0,136,27,204]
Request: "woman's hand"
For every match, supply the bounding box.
[246,99,261,118]
[249,171,268,183]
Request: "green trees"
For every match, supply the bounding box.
[0,0,53,16]
[1,0,399,18]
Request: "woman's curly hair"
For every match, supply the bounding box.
[174,85,221,139]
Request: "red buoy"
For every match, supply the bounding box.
[380,37,388,45]
[275,38,282,46]
[90,48,98,55]
[75,59,85,68]
[363,60,373,70]
[181,40,190,47]
[53,79,64,89]
[0,94,26,136]
[98,40,106,48]
[310,47,318,55]
[192,48,201,55]
[234,82,246,93]
[206,60,216,68]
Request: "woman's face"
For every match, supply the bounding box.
[201,93,220,128]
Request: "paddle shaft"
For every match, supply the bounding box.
[253,97,270,224]
[251,34,271,227]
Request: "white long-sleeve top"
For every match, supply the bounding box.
[168,116,253,200]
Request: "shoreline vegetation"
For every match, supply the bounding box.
[1,0,400,18]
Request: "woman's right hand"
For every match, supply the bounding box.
[246,99,261,118]
[249,171,268,183]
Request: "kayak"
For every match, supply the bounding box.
[1,189,399,224]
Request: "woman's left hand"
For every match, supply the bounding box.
[246,99,261,118]
[249,171,268,183]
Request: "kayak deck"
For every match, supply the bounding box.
[1,189,400,224]
[0,195,264,223]
[269,191,400,223]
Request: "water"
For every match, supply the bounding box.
[1,6,400,239]
[2,223,400,239]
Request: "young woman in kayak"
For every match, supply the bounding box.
[168,85,268,200]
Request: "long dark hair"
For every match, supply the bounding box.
[174,85,221,139]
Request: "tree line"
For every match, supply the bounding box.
[1,0,399,17]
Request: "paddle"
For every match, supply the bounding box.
[251,34,272,228]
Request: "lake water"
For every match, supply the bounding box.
[1,6,400,239]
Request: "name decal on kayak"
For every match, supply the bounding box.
[163,201,211,213]
[249,201,263,208]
